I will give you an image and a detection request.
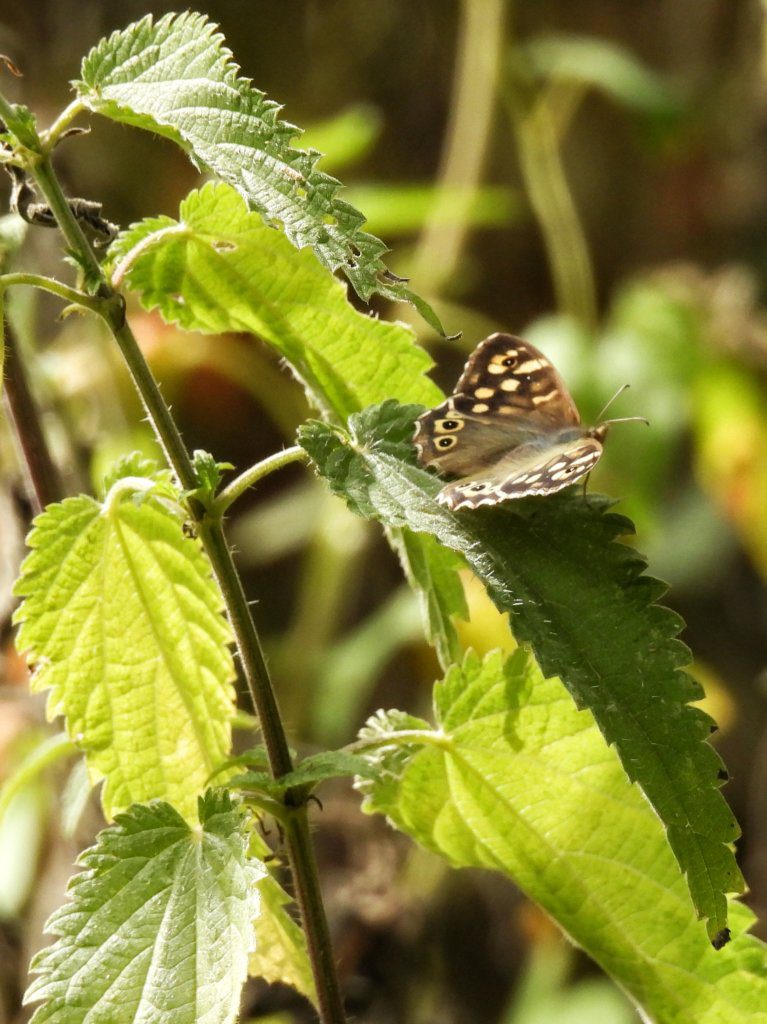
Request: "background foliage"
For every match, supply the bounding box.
[1,2,767,1022]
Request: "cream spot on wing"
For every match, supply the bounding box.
[513,474,528,483]
[474,387,495,399]
[488,363,506,374]
[498,406,515,415]
[516,358,547,373]
[500,378,520,392]
[505,349,518,358]
[525,473,542,483]
[532,391,558,404]
[472,403,489,413]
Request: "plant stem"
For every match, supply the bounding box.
[506,84,598,331]
[213,445,309,516]
[0,273,102,310]
[411,0,507,293]
[21,113,347,1023]
[31,157,105,289]
[2,318,64,512]
[284,813,347,1022]
[40,99,86,151]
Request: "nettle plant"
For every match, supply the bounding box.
[0,12,765,1024]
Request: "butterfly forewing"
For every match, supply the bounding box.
[453,333,580,427]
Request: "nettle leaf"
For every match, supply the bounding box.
[25,792,261,1024]
[232,752,377,799]
[110,183,441,422]
[13,486,235,821]
[76,11,442,327]
[300,400,742,942]
[357,651,767,1024]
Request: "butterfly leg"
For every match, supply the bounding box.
[581,471,592,505]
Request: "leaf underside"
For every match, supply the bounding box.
[300,400,744,942]
[358,650,767,1024]
[76,11,442,329]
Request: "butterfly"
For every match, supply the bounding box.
[413,332,646,511]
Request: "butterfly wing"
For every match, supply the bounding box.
[414,393,539,476]
[453,333,581,428]
[436,436,603,510]
[414,332,582,476]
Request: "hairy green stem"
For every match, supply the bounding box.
[412,0,507,292]
[0,273,101,310]
[31,157,106,289]
[40,99,86,151]
[213,445,309,515]
[17,107,347,1024]
[283,811,347,1023]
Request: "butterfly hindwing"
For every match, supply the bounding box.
[413,394,539,476]
[436,438,604,510]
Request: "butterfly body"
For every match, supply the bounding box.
[414,333,614,510]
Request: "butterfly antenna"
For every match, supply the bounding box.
[601,415,650,428]
[596,383,631,421]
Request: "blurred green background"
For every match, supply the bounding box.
[1,2,767,1022]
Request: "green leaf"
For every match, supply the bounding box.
[191,449,234,505]
[300,400,743,942]
[343,183,520,235]
[13,489,235,821]
[247,832,316,1006]
[110,183,441,422]
[76,11,444,328]
[227,752,377,804]
[358,651,767,1024]
[0,102,39,148]
[517,33,682,120]
[98,450,174,497]
[25,792,262,1024]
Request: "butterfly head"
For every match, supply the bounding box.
[590,416,650,444]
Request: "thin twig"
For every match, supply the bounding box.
[2,319,64,512]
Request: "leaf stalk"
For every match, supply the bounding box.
[212,445,309,516]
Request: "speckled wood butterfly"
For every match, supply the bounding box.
[414,332,646,511]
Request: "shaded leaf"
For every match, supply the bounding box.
[301,400,742,940]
